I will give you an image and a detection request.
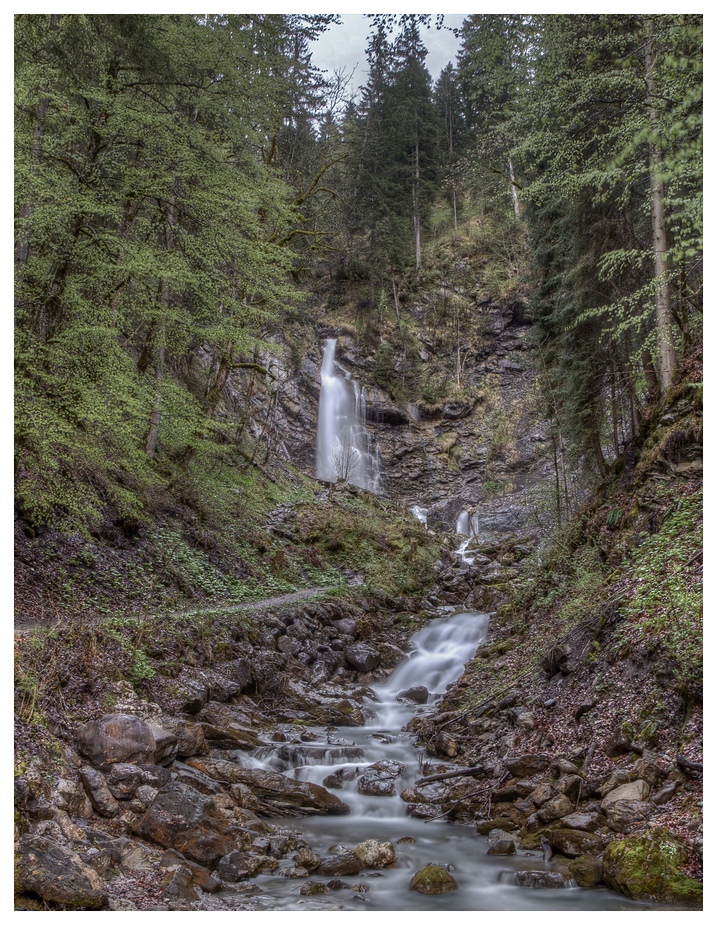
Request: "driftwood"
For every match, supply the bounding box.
[677,755,703,773]
[415,765,485,786]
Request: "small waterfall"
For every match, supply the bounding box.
[316,338,384,493]
[409,505,428,527]
[456,509,477,564]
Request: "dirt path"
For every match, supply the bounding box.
[14,586,336,636]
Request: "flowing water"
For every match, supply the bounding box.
[316,338,383,493]
[238,610,664,912]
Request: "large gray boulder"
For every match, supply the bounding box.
[76,714,156,768]
[17,835,109,909]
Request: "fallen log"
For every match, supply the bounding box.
[415,765,485,786]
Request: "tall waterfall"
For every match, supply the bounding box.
[316,338,384,493]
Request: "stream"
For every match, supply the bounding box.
[231,609,663,912]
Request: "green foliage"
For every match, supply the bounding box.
[616,490,702,693]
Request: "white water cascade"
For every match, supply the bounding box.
[316,338,384,493]
[237,609,658,912]
[456,508,478,564]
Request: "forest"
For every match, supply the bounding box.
[14,13,703,913]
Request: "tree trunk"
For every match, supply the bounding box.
[508,156,521,219]
[412,140,422,269]
[645,19,678,395]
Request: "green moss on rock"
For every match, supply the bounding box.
[602,828,702,906]
[409,864,458,894]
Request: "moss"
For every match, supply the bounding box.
[409,864,458,894]
[602,829,702,906]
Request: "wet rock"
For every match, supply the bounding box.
[76,714,156,769]
[79,766,119,817]
[317,849,364,877]
[294,847,322,872]
[567,854,603,888]
[224,768,351,816]
[17,835,109,910]
[516,870,572,889]
[602,828,702,905]
[476,817,518,835]
[345,644,381,673]
[358,760,405,797]
[546,828,605,858]
[409,864,458,894]
[354,839,395,869]
[213,850,250,881]
[397,686,429,704]
[300,880,330,895]
[323,767,359,789]
[136,781,238,867]
[487,838,516,856]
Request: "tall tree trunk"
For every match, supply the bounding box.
[645,18,678,395]
[508,156,521,219]
[412,139,422,269]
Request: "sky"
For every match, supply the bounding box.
[309,14,466,98]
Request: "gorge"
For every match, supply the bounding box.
[14,11,702,915]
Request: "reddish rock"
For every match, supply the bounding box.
[76,714,156,769]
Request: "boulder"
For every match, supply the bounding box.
[546,828,605,858]
[17,835,109,910]
[354,839,395,869]
[159,849,221,893]
[605,799,655,833]
[516,870,571,889]
[568,854,603,888]
[409,864,458,894]
[537,793,574,824]
[434,731,458,758]
[559,811,605,832]
[600,779,650,810]
[357,760,404,797]
[76,714,156,769]
[397,686,429,704]
[487,838,516,856]
[223,769,351,816]
[78,766,119,818]
[602,828,702,905]
[136,781,238,867]
[149,724,179,766]
[345,644,381,673]
[215,851,251,883]
[317,850,363,877]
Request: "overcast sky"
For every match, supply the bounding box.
[309,14,466,100]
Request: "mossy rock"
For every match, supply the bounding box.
[409,864,458,895]
[602,828,702,906]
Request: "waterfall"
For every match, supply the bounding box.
[316,338,384,493]
[456,510,471,535]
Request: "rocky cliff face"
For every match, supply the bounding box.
[218,291,551,546]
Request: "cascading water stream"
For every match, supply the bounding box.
[237,610,660,911]
[316,338,383,493]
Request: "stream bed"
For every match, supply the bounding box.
[232,610,668,911]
